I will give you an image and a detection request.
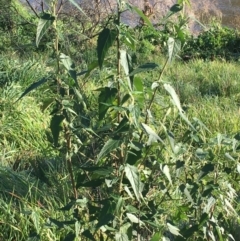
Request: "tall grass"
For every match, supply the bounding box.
[0,165,71,240]
[163,59,240,102]
[0,54,57,166]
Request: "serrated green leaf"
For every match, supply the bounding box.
[63,232,75,241]
[105,178,118,187]
[216,226,224,241]
[225,152,235,161]
[75,221,81,239]
[141,123,162,146]
[60,53,75,73]
[193,117,211,133]
[126,147,142,165]
[59,200,76,211]
[120,49,134,90]
[224,198,237,214]
[122,30,136,50]
[73,87,86,107]
[202,162,214,173]
[67,0,87,16]
[60,53,78,87]
[130,104,141,128]
[98,87,117,120]
[120,223,132,240]
[124,164,143,202]
[126,4,153,29]
[162,236,171,241]
[151,82,159,90]
[126,213,143,225]
[208,231,216,241]
[124,185,134,199]
[76,198,88,208]
[167,130,175,152]
[129,63,158,76]
[163,4,183,22]
[204,197,216,213]
[199,213,208,228]
[83,61,99,79]
[115,232,129,241]
[48,218,75,229]
[97,139,122,162]
[103,225,116,232]
[195,148,208,160]
[40,97,55,112]
[228,234,235,241]
[76,178,105,188]
[96,213,114,230]
[115,116,129,134]
[121,93,131,105]
[160,164,172,185]
[179,184,194,205]
[115,196,124,217]
[202,186,214,197]
[167,223,183,237]
[133,76,143,92]
[150,232,161,241]
[237,164,240,174]
[184,188,194,205]
[97,28,117,69]
[167,37,181,62]
[125,205,139,213]
[164,84,195,130]
[234,133,240,141]
[16,77,49,102]
[50,114,65,147]
[79,166,113,176]
[198,163,214,181]
[76,70,88,76]
[145,221,160,228]
[36,13,55,47]
[181,225,199,239]
[170,4,183,13]
[82,230,96,241]
[164,83,182,111]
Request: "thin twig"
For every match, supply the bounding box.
[25,0,39,18]
[139,58,168,141]
[57,0,64,15]
[41,0,44,13]
[116,5,121,124]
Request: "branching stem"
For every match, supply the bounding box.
[139,58,169,141]
[116,5,121,124]
[25,0,39,18]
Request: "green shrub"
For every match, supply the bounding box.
[0,1,240,240]
[182,23,240,61]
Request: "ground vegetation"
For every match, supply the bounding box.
[0,0,240,240]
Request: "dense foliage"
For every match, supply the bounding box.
[0,0,240,241]
[183,23,240,61]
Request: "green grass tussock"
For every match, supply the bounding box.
[0,53,58,165]
[165,59,240,102]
